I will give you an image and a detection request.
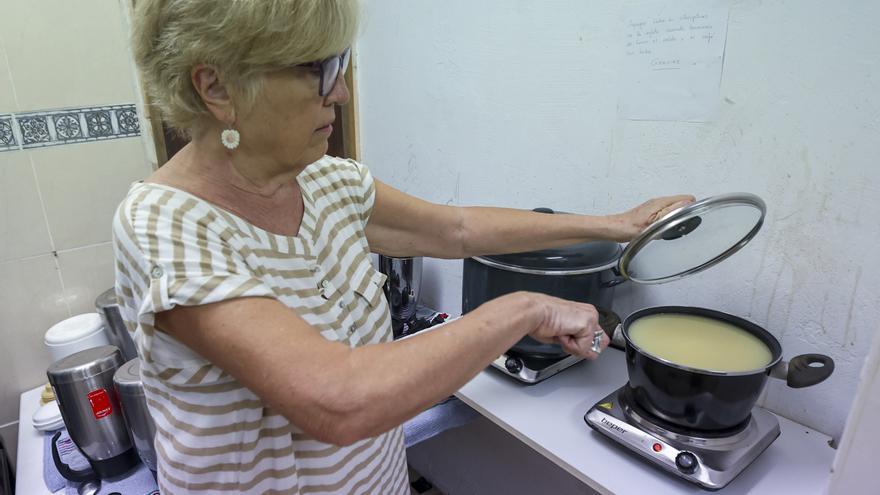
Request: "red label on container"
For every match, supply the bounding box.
[87,388,112,419]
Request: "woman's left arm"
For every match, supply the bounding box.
[365,179,693,259]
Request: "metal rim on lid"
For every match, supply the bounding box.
[47,345,124,384]
[95,287,119,310]
[471,207,623,275]
[618,193,766,284]
[113,358,144,395]
[470,253,620,276]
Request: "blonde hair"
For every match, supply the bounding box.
[131,0,359,132]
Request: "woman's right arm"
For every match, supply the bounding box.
[155,292,605,446]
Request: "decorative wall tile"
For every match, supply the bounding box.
[0,115,17,151]
[52,112,84,141]
[85,110,113,137]
[117,108,140,134]
[0,104,140,152]
[19,115,51,146]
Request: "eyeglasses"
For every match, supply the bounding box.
[300,47,351,97]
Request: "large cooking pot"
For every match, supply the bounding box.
[621,306,834,431]
[462,208,623,358]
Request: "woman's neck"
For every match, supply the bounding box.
[190,135,302,197]
[148,134,306,236]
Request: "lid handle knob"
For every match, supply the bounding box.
[661,216,703,240]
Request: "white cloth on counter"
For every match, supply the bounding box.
[404,397,480,448]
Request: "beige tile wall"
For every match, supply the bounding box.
[0,37,17,113]
[0,0,153,464]
[0,0,139,111]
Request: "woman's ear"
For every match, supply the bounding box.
[191,64,235,124]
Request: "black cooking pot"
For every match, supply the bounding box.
[461,209,623,358]
[622,306,834,432]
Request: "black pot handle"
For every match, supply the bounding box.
[786,354,835,388]
[51,431,96,483]
[600,277,627,288]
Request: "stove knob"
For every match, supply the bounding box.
[504,356,523,374]
[675,451,698,474]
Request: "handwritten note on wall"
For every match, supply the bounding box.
[618,0,730,122]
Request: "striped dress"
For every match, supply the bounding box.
[112,156,409,494]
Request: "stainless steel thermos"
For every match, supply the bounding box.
[95,288,139,361]
[47,346,138,480]
[113,358,157,471]
[378,255,423,322]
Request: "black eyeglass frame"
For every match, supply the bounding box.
[300,47,351,97]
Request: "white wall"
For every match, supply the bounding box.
[827,322,880,494]
[356,0,880,441]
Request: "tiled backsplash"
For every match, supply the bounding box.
[0,104,140,152]
[0,0,156,466]
[0,117,14,150]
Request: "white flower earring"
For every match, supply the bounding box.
[220,126,240,150]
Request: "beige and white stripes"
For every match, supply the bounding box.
[112,156,408,494]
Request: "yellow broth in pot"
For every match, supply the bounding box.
[627,313,773,373]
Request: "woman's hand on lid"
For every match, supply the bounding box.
[608,195,695,242]
[528,294,609,359]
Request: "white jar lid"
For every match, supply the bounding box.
[45,313,105,346]
[32,400,64,431]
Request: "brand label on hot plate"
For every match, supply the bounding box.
[601,416,627,435]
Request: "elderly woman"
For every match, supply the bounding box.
[115,0,691,493]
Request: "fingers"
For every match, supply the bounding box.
[551,300,606,359]
[528,296,610,359]
[668,194,696,204]
[557,329,608,360]
[556,334,590,357]
[648,195,696,224]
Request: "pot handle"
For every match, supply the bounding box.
[602,266,628,288]
[51,431,96,482]
[774,354,835,388]
[608,323,627,350]
[601,276,627,288]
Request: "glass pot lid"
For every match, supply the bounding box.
[618,193,766,284]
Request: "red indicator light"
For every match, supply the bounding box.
[652,443,663,452]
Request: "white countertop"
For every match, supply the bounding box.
[19,348,835,495]
[455,348,835,495]
[17,385,59,495]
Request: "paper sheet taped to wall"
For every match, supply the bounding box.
[618,0,730,122]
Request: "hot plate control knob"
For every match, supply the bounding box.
[504,356,523,374]
[675,451,698,474]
